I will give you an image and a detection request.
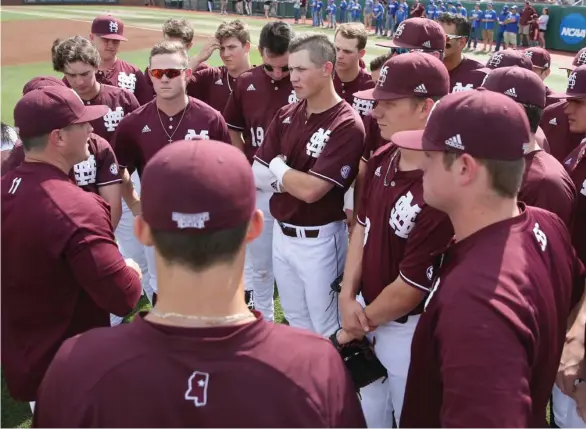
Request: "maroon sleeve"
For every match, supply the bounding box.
[110,116,139,173]
[254,112,282,166]
[124,89,141,113]
[223,82,245,131]
[186,68,213,100]
[309,118,365,188]
[361,116,380,162]
[213,113,232,144]
[436,284,533,427]
[64,195,141,316]
[526,177,576,229]
[94,136,122,187]
[1,143,25,177]
[356,156,377,226]
[399,207,453,292]
[133,69,155,105]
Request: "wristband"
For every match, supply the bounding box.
[269,156,292,184]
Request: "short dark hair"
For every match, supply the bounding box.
[437,12,471,37]
[370,53,392,72]
[521,104,543,133]
[259,21,294,56]
[21,134,49,152]
[215,20,251,46]
[162,18,194,45]
[151,222,249,271]
[289,33,336,66]
[52,36,101,72]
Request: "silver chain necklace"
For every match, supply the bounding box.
[384,147,400,187]
[149,308,255,326]
[157,103,188,143]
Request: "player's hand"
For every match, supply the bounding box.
[195,38,221,64]
[339,294,370,338]
[575,381,586,422]
[557,332,585,396]
[336,328,363,345]
[125,258,142,281]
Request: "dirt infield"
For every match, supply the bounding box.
[1,18,163,66]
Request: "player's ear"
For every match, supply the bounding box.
[184,68,193,80]
[358,49,366,59]
[244,209,264,243]
[323,61,334,77]
[89,33,95,42]
[244,41,251,54]
[134,215,154,246]
[186,41,193,51]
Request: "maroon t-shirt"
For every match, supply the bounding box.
[333,69,376,117]
[540,100,583,163]
[1,162,141,401]
[33,314,367,428]
[112,97,231,177]
[564,139,586,266]
[411,2,424,16]
[520,5,537,25]
[449,57,485,93]
[545,86,556,107]
[357,144,454,306]
[223,66,298,163]
[401,205,585,428]
[361,114,387,162]
[96,59,152,105]
[255,100,365,226]
[519,149,577,228]
[2,134,121,194]
[187,65,239,113]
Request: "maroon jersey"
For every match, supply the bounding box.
[401,205,585,428]
[2,134,121,194]
[356,144,454,306]
[520,5,536,25]
[33,314,367,428]
[541,100,583,163]
[333,69,376,117]
[1,162,141,401]
[545,86,556,108]
[361,114,387,162]
[223,66,298,163]
[411,2,425,16]
[112,97,231,178]
[449,57,485,93]
[519,149,577,228]
[96,59,152,105]
[187,65,239,113]
[564,139,586,266]
[255,100,365,226]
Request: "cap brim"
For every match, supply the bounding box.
[73,105,110,124]
[353,88,376,100]
[559,65,576,72]
[475,67,492,74]
[375,39,417,49]
[548,91,586,100]
[96,33,128,41]
[391,129,427,151]
[354,87,421,102]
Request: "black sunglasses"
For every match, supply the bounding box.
[263,64,289,73]
[150,68,187,79]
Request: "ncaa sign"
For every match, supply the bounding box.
[559,13,586,45]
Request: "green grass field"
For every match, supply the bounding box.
[0,5,571,426]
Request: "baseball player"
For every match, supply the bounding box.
[32,140,367,428]
[339,53,453,427]
[89,15,152,105]
[392,89,585,427]
[481,66,576,228]
[435,13,485,92]
[111,40,231,305]
[187,20,252,113]
[253,33,365,336]
[2,85,142,408]
[223,21,297,320]
[548,65,586,429]
[523,47,555,105]
[540,47,586,163]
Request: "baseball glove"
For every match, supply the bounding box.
[329,329,388,391]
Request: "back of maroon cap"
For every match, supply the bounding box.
[550,65,586,100]
[481,66,546,108]
[376,18,446,51]
[141,140,256,234]
[481,49,533,72]
[91,15,127,41]
[22,76,66,95]
[523,47,551,70]
[571,48,586,69]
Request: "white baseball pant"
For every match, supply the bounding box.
[552,384,586,428]
[244,189,275,320]
[272,220,347,336]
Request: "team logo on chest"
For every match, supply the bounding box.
[389,191,422,239]
[185,129,210,140]
[452,82,474,93]
[117,72,137,92]
[306,128,331,158]
[104,107,125,132]
[288,90,299,104]
[74,154,97,186]
[352,97,374,116]
[185,371,210,407]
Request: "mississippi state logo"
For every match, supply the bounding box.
[185,371,210,407]
[389,191,422,239]
[103,107,125,132]
[306,128,331,158]
[74,155,97,186]
[118,72,137,92]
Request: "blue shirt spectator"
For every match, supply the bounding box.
[396,4,406,23]
[483,5,497,30]
[505,7,520,32]
[498,7,509,29]
[373,1,384,18]
[457,3,467,16]
[364,0,373,13]
[470,5,482,27]
[389,0,398,16]
[426,1,435,16]
[317,0,323,11]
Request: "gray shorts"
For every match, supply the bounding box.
[520,24,530,35]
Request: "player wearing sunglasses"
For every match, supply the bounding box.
[187,20,252,113]
[436,13,483,93]
[111,41,231,307]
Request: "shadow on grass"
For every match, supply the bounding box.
[1,372,32,429]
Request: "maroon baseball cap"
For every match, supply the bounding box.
[14,86,109,139]
[481,66,546,108]
[391,89,531,161]
[560,48,586,72]
[354,52,449,101]
[523,47,551,70]
[141,140,256,234]
[549,65,586,100]
[375,18,446,51]
[477,49,533,74]
[91,15,127,41]
[22,76,66,95]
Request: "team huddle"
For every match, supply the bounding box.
[1,9,586,428]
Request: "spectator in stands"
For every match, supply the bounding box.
[396,3,407,25]
[466,2,482,51]
[537,7,548,48]
[386,0,398,36]
[340,0,347,23]
[519,0,537,47]
[504,5,520,49]
[494,5,509,52]
[529,13,540,46]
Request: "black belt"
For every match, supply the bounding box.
[278,222,320,238]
